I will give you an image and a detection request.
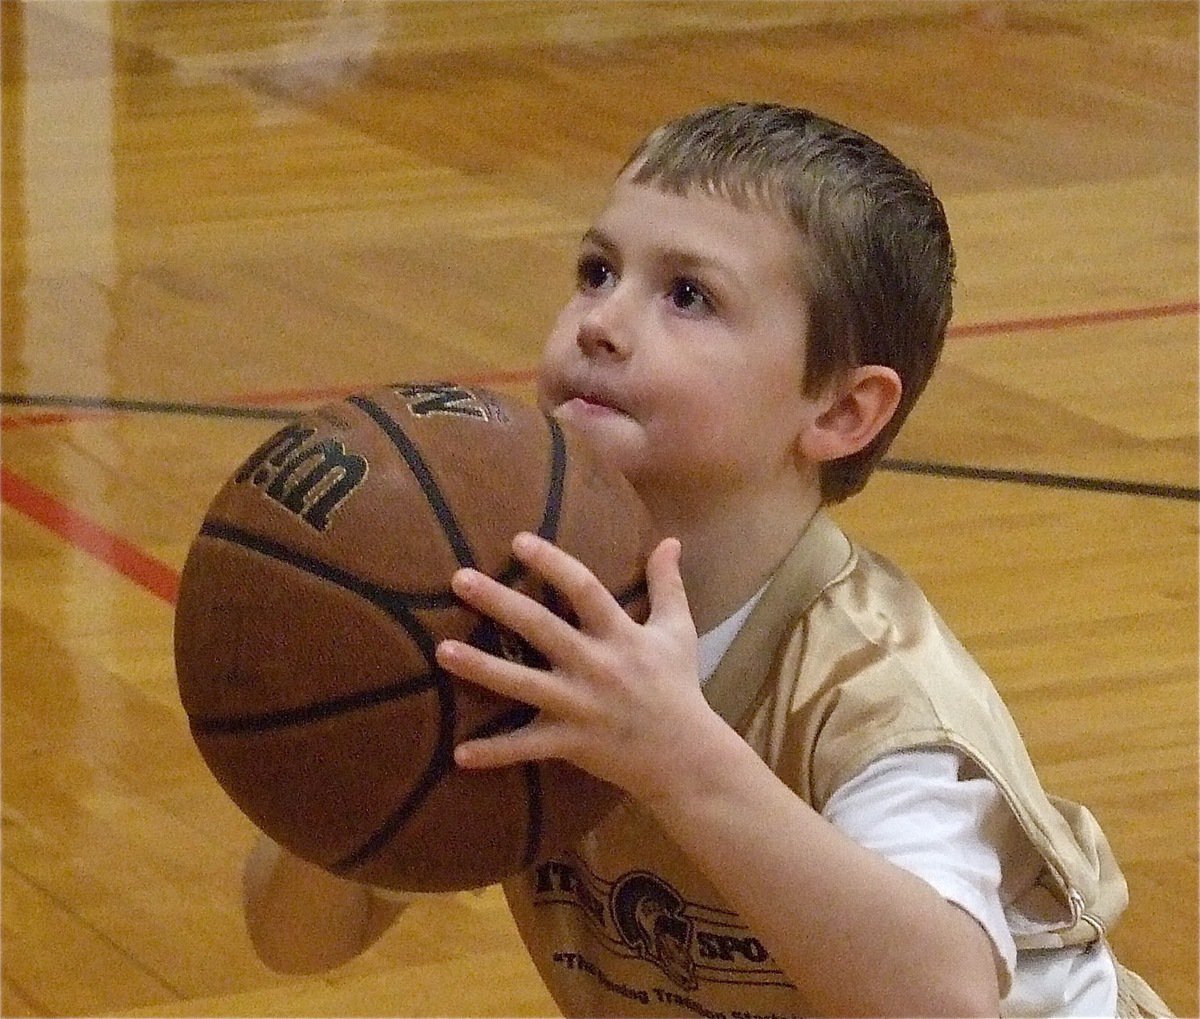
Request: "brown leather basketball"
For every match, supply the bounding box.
[174,382,650,892]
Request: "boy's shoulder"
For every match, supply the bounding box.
[709,513,1017,802]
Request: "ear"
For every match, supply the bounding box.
[798,366,903,463]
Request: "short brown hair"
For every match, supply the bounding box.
[622,102,955,503]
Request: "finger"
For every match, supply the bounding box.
[645,537,694,629]
[435,638,577,720]
[450,565,581,665]
[510,532,625,635]
[454,720,563,770]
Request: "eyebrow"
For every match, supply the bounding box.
[580,227,742,285]
[580,227,615,255]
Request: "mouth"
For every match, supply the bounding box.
[570,395,621,414]
[559,383,628,417]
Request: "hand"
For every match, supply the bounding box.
[435,532,716,804]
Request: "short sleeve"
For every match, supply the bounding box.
[820,746,1018,994]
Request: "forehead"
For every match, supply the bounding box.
[592,176,806,289]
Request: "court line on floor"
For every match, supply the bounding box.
[200,299,1200,408]
[4,297,1195,429]
[3,387,1196,505]
[881,459,1197,502]
[947,299,1198,337]
[3,445,1195,609]
[2,299,1196,600]
[3,299,1195,428]
[2,454,1196,610]
[0,465,181,604]
[0,394,297,426]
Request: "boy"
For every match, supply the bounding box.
[244,103,1171,1017]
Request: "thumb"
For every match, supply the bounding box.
[645,537,693,628]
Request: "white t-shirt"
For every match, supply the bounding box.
[698,597,1119,1017]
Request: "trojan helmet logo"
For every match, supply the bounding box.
[611,872,699,991]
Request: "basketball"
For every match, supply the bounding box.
[174,382,651,892]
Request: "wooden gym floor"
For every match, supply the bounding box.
[1,1,1196,1015]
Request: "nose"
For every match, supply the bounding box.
[576,290,633,360]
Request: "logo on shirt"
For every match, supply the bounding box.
[612,872,700,990]
[530,855,791,994]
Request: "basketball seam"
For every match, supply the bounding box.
[521,764,544,868]
[192,517,461,876]
[340,391,551,881]
[515,415,571,866]
[615,576,649,610]
[347,394,477,568]
[334,392,491,878]
[189,672,439,734]
[197,520,447,656]
[332,703,538,876]
[537,416,567,542]
[529,417,570,628]
[332,740,455,873]
[192,394,621,886]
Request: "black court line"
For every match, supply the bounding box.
[0,391,297,421]
[3,391,1197,503]
[881,458,1199,502]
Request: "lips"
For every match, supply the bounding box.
[575,393,621,412]
[560,380,628,416]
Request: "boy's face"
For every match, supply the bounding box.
[537,175,819,512]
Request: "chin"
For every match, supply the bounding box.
[566,422,640,481]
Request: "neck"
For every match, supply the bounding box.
[641,480,823,633]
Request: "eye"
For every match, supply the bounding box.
[668,277,712,314]
[576,254,615,292]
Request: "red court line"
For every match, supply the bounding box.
[121,298,1200,409]
[948,300,1199,338]
[0,465,180,605]
[1,302,1195,431]
[2,410,107,430]
[238,365,540,408]
[1,298,1195,595]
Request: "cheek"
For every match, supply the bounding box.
[648,390,736,456]
[532,357,551,412]
[683,367,802,451]
[535,321,575,405]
